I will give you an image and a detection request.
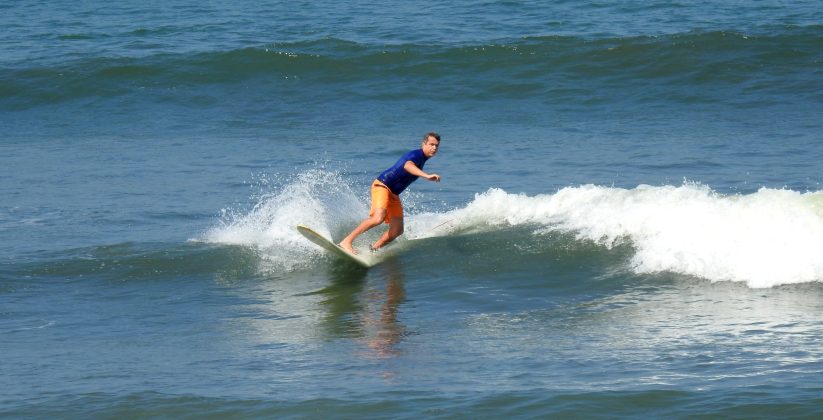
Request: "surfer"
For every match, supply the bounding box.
[339,132,441,254]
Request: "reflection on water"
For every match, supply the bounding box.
[363,261,406,358]
[318,259,407,358]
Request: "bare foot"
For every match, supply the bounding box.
[338,241,357,255]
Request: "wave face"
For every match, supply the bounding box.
[204,171,823,288]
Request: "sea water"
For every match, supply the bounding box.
[2,0,823,417]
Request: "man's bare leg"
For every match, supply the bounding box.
[372,216,404,251]
[339,208,387,254]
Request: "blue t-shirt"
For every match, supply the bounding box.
[376,149,428,195]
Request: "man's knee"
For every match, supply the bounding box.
[369,209,387,225]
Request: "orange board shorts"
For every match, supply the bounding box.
[370,180,403,224]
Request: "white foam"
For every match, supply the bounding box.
[435,184,823,288]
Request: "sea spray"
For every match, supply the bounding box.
[206,169,367,271]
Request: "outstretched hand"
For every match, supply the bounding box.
[427,173,441,182]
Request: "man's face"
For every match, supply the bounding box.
[422,136,440,158]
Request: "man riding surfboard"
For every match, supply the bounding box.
[339,132,441,254]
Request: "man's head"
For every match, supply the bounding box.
[422,132,440,158]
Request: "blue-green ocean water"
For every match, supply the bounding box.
[3,1,823,417]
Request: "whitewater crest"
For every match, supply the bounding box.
[432,184,823,288]
[205,171,823,287]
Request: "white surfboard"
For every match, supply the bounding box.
[296,224,374,268]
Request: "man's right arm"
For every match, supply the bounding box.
[403,161,440,182]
